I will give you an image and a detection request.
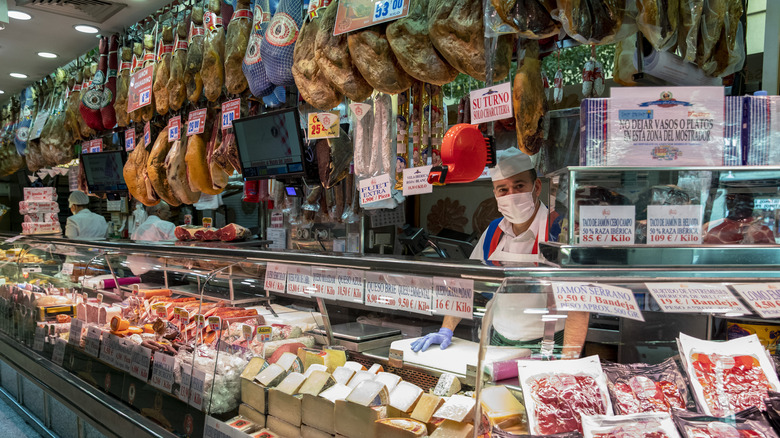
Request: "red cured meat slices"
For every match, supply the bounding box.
[194,227,220,241]
[703,219,776,244]
[604,358,689,415]
[217,223,250,241]
[691,353,773,415]
[530,374,607,434]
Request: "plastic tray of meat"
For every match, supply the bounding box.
[673,407,780,438]
[602,357,690,414]
[582,413,680,438]
[678,333,780,416]
[518,355,613,435]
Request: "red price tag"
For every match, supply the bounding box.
[144,122,151,146]
[168,116,181,141]
[187,108,207,136]
[125,129,136,151]
[127,65,154,112]
[221,99,240,129]
[89,138,103,153]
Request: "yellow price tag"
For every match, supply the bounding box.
[307,112,340,140]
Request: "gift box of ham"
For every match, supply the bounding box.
[20,187,61,234]
[23,187,57,202]
[19,201,59,214]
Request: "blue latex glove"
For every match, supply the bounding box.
[410,328,453,352]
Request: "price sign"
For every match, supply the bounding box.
[195,314,206,330]
[312,267,338,299]
[373,0,405,21]
[333,0,408,35]
[116,338,134,372]
[469,82,514,125]
[179,364,191,403]
[646,282,749,314]
[432,277,474,319]
[286,265,314,297]
[52,338,67,366]
[144,122,151,146]
[396,275,433,315]
[180,309,190,322]
[100,332,116,367]
[129,344,152,381]
[264,263,288,293]
[84,326,102,357]
[150,351,175,393]
[221,99,241,129]
[33,326,45,352]
[733,284,780,319]
[579,206,636,246]
[242,324,252,341]
[188,367,206,410]
[307,112,339,139]
[168,116,181,141]
[125,129,136,151]
[127,65,154,112]
[61,263,74,275]
[88,138,103,153]
[403,166,433,196]
[187,108,207,136]
[335,268,364,303]
[552,282,645,321]
[364,272,399,310]
[647,205,703,245]
[154,303,168,318]
[68,318,85,346]
[256,326,272,342]
[208,316,222,332]
[23,265,42,274]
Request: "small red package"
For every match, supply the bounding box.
[602,358,689,414]
[673,407,779,438]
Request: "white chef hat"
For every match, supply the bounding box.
[489,148,535,181]
[68,190,90,207]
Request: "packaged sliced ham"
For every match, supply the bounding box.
[602,358,690,414]
[518,355,612,435]
[678,333,780,416]
[673,407,779,438]
[582,413,680,438]
[764,391,780,434]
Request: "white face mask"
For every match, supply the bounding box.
[496,192,537,223]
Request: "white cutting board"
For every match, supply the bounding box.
[391,337,530,376]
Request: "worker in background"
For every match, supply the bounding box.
[411,148,590,359]
[65,190,108,239]
[131,202,176,241]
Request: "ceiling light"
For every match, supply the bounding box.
[74,24,100,34]
[10,73,28,79]
[37,52,58,59]
[8,11,32,20]
[0,90,4,95]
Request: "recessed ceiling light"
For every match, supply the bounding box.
[8,11,32,20]
[10,73,28,79]
[37,52,58,59]
[74,24,99,34]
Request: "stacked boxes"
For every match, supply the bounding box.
[20,188,61,235]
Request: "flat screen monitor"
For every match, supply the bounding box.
[234,107,307,181]
[81,150,127,193]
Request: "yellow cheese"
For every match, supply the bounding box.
[304,364,328,378]
[302,348,326,371]
[347,371,375,389]
[268,389,303,426]
[242,357,267,380]
[375,418,428,438]
[374,372,402,392]
[429,420,473,438]
[239,403,267,428]
[332,367,356,386]
[433,395,475,422]
[277,372,307,395]
[301,425,334,438]
[346,380,389,407]
[480,386,523,426]
[299,370,336,396]
[242,379,269,414]
[411,394,444,424]
[302,394,336,433]
[267,416,302,438]
[323,348,347,373]
[334,400,387,438]
[432,373,461,397]
[255,364,287,388]
[389,381,424,413]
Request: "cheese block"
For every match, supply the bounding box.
[389,381,424,413]
[267,416,302,438]
[301,425,334,438]
[276,352,304,372]
[256,364,287,387]
[323,348,347,373]
[432,373,461,397]
[375,418,428,438]
[346,380,389,407]
[239,403,267,428]
[302,394,336,433]
[243,379,269,414]
[367,363,384,374]
[411,394,444,424]
[250,430,281,438]
[242,357,268,380]
[268,389,303,426]
[277,372,307,395]
[429,420,473,438]
[480,386,523,427]
[304,364,328,378]
[343,361,366,372]
[374,372,402,392]
[347,371,375,389]
[302,349,327,371]
[299,370,335,396]
[334,400,387,438]
[432,395,475,423]
[332,367,355,386]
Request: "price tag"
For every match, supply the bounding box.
[81,143,88,154]
[33,326,45,352]
[349,103,371,121]
[187,108,207,136]
[127,65,154,112]
[333,0,409,35]
[96,293,103,304]
[373,0,405,21]
[432,277,474,319]
[552,282,644,321]
[112,334,126,368]
[84,326,102,357]
[88,138,103,153]
[116,338,133,372]
[208,316,222,332]
[129,344,152,381]
[733,284,780,319]
[173,307,182,323]
[154,303,168,318]
[264,263,288,293]
[188,367,206,410]
[364,272,399,310]
[646,282,749,314]
[180,309,190,322]
[150,351,175,393]
[202,217,213,228]
[256,326,272,342]
[396,275,432,315]
[52,338,67,366]
[100,332,116,366]
[307,112,339,139]
[22,265,42,274]
[579,205,636,245]
[61,263,74,275]
[312,267,338,299]
[647,205,703,245]
[241,324,253,341]
[402,166,433,196]
[179,364,191,403]
[125,129,136,151]
[286,265,314,297]
[168,116,181,141]
[144,121,151,146]
[68,318,85,346]
[221,99,241,129]
[195,314,206,330]
[359,174,393,205]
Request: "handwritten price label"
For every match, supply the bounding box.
[168,116,181,141]
[221,99,241,129]
[129,344,152,381]
[150,351,175,393]
[307,112,339,139]
[187,108,207,136]
[125,129,136,151]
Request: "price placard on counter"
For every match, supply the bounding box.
[647,205,703,245]
[117,338,134,372]
[579,205,636,245]
[552,282,645,321]
[646,282,749,314]
[68,318,85,346]
[84,326,102,357]
[33,326,45,352]
[180,365,206,410]
[264,263,287,293]
[432,277,474,319]
[312,266,338,299]
[61,263,74,275]
[396,275,432,315]
[130,345,152,381]
[365,272,399,310]
[287,265,314,297]
[336,268,364,303]
[52,338,67,366]
[100,332,116,367]
[150,351,175,393]
[307,112,339,139]
[221,99,241,129]
[732,284,780,318]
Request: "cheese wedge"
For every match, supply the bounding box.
[334,400,387,438]
[433,373,461,397]
[324,348,347,373]
[347,371,375,389]
[332,367,356,386]
[411,393,444,424]
[433,395,475,423]
[343,361,366,372]
[239,403,267,428]
[301,425,333,438]
[389,381,424,413]
[480,386,523,427]
[277,372,307,395]
[267,416,302,438]
[268,389,303,427]
[256,364,287,388]
[346,380,389,407]
[304,364,328,378]
[299,370,336,396]
[242,357,267,380]
[375,418,428,438]
[276,352,304,372]
[374,372,402,392]
[367,363,384,374]
[429,420,473,438]
[242,379,269,414]
[302,394,336,433]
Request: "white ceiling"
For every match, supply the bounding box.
[0,0,171,105]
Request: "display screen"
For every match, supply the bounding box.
[81,150,127,193]
[234,107,307,181]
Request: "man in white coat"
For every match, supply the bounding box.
[131,202,176,241]
[65,191,108,239]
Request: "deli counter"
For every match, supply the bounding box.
[0,234,779,437]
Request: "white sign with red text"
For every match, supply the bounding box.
[579,205,636,246]
[432,277,474,319]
